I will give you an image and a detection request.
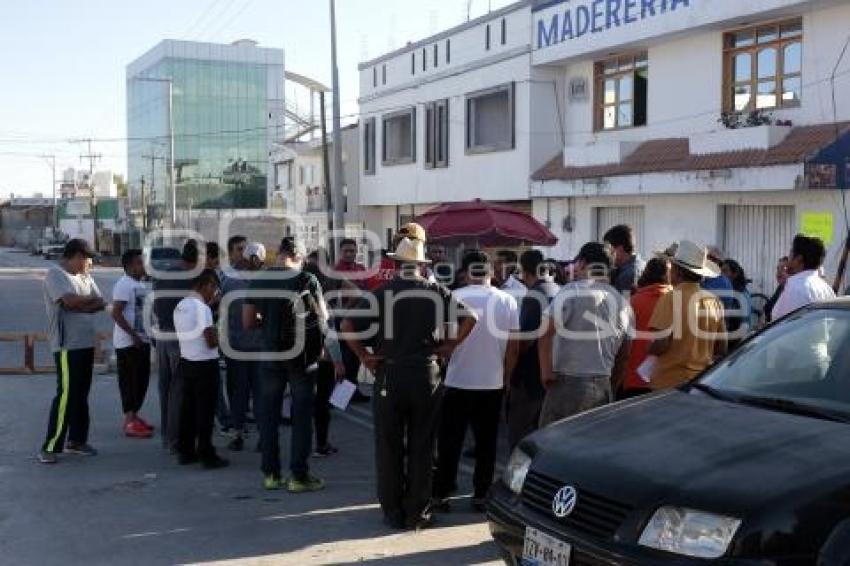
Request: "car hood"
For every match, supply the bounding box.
[529,390,850,514]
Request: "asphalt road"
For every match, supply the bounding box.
[0,370,503,565]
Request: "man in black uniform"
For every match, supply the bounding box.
[341,234,477,530]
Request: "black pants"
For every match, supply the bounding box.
[314,360,335,448]
[226,357,260,432]
[259,362,316,480]
[341,340,361,390]
[117,345,151,414]
[42,348,94,453]
[435,387,504,500]
[156,339,182,450]
[177,358,220,461]
[507,385,544,451]
[373,362,443,527]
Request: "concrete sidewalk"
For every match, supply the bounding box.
[0,372,502,566]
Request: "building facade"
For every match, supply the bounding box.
[356,1,562,247]
[126,39,285,221]
[358,0,850,295]
[531,0,850,294]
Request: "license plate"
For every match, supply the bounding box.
[521,527,572,566]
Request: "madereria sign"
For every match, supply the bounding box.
[536,0,693,50]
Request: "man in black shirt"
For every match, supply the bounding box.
[243,237,328,493]
[341,237,476,530]
[505,250,560,449]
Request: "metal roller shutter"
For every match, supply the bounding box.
[721,205,795,296]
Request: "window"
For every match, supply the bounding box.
[382,108,416,165]
[363,117,376,175]
[486,24,491,50]
[423,48,427,72]
[425,99,449,169]
[724,19,802,112]
[382,64,386,85]
[501,18,507,45]
[465,83,515,154]
[446,39,451,64]
[411,52,416,75]
[434,44,439,68]
[595,52,648,131]
[372,67,377,88]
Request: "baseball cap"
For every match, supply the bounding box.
[63,238,98,259]
[243,242,267,262]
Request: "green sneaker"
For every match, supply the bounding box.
[286,474,325,493]
[263,475,283,490]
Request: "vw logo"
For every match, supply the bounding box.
[552,486,578,518]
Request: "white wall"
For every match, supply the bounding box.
[553,2,850,150]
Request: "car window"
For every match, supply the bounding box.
[700,309,850,414]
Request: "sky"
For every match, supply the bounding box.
[0,0,515,198]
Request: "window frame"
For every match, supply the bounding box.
[594,51,649,132]
[381,107,417,167]
[723,18,803,113]
[433,44,439,69]
[465,82,516,155]
[363,117,376,176]
[425,99,450,169]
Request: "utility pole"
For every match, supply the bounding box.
[40,154,57,233]
[319,91,334,262]
[329,0,346,256]
[141,153,165,232]
[76,139,102,251]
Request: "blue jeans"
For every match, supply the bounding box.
[259,362,316,480]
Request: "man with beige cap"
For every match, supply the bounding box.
[341,229,477,530]
[648,240,728,390]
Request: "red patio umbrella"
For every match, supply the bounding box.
[415,199,558,247]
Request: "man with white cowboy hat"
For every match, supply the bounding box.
[341,233,477,530]
[648,240,728,390]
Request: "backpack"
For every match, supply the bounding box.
[279,272,325,370]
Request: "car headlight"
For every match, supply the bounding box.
[502,448,532,495]
[638,507,741,558]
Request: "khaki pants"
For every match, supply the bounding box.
[539,375,613,428]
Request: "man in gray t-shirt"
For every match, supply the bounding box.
[39,239,106,464]
[538,242,632,427]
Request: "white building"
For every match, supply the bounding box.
[359,0,850,295]
[357,1,562,247]
[532,0,850,294]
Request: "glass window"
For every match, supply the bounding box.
[595,52,648,130]
[724,19,802,112]
[465,84,514,153]
[382,108,416,165]
[425,99,449,169]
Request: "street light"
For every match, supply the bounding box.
[130,75,176,228]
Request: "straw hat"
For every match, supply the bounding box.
[671,240,720,278]
[387,237,432,264]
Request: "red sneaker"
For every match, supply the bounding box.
[135,417,155,431]
[125,420,153,439]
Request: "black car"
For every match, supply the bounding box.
[488,301,850,565]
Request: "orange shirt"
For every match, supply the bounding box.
[624,283,671,391]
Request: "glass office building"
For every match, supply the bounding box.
[127,40,285,214]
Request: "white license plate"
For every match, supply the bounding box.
[521,527,572,566]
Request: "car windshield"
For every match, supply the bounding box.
[697,307,850,421]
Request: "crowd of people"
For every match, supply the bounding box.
[35,221,837,531]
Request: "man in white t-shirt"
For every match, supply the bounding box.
[772,234,836,320]
[173,269,228,470]
[433,250,519,512]
[111,249,153,439]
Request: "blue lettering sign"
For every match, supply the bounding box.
[591,0,604,33]
[561,10,574,41]
[607,0,622,28]
[538,13,560,48]
[534,0,693,50]
[624,0,638,23]
[575,5,591,37]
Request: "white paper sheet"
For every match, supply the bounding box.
[637,356,658,383]
[329,380,357,410]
